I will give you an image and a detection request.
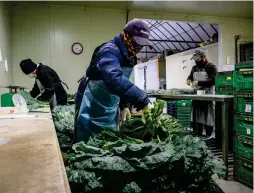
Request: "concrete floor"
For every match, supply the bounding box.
[213,176,253,193]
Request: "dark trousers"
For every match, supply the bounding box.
[192,122,213,136]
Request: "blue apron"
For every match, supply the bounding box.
[76,67,133,142]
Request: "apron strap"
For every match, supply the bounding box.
[61,81,69,89]
[77,76,84,83]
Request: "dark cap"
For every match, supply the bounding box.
[123,19,151,46]
[190,50,205,61]
[20,59,37,75]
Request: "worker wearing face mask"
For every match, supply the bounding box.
[187,50,217,138]
[20,59,68,109]
[73,19,152,143]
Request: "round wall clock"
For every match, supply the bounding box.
[71,42,83,55]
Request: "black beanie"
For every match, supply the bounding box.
[20,59,37,75]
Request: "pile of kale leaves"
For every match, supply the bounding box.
[64,100,226,193]
[52,105,75,152]
[18,90,49,110]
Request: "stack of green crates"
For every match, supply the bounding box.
[0,93,14,107]
[233,61,253,188]
[215,71,235,95]
[176,100,192,128]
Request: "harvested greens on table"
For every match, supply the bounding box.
[147,88,197,95]
[51,105,75,152]
[67,93,76,101]
[64,100,226,193]
[17,90,49,110]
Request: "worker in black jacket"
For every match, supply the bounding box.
[20,59,68,109]
[187,50,217,138]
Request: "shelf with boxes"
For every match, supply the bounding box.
[233,61,253,188]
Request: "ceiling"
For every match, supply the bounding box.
[20,1,253,19]
[142,19,218,53]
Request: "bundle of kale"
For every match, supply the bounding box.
[52,105,75,152]
[18,90,49,110]
[65,100,226,193]
[149,88,197,95]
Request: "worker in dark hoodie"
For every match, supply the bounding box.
[20,59,68,109]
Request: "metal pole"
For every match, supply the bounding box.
[144,66,147,90]
[222,101,229,180]
[235,35,241,64]
[125,10,129,24]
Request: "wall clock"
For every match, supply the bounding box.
[72,42,83,55]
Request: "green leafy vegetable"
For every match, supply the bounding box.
[18,90,48,110]
[67,94,75,101]
[52,105,75,152]
[65,100,226,193]
[149,88,197,95]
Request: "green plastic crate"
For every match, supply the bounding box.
[235,114,253,138]
[177,114,190,119]
[215,71,234,88]
[215,89,234,95]
[235,70,253,91]
[234,158,253,188]
[177,108,191,114]
[176,100,192,107]
[0,93,14,107]
[235,61,253,70]
[235,92,253,115]
[235,136,253,161]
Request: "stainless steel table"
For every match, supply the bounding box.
[0,85,27,93]
[148,94,234,179]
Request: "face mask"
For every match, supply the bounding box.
[28,73,36,78]
[195,60,204,68]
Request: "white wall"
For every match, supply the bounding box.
[11,3,253,93]
[134,59,160,90]
[11,4,125,93]
[166,43,218,89]
[0,2,12,94]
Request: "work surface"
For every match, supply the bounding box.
[0,116,71,193]
[148,94,234,102]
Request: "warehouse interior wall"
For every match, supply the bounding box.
[0,2,12,94]
[11,3,253,93]
[166,43,218,89]
[11,3,126,93]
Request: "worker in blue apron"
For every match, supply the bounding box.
[20,59,68,109]
[187,50,217,137]
[73,19,152,143]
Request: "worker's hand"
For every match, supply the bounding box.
[121,108,131,121]
[142,103,153,124]
[190,81,198,88]
[186,79,192,86]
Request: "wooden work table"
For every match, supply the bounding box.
[0,110,71,193]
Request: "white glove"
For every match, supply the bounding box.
[121,108,131,121]
[142,103,154,124]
